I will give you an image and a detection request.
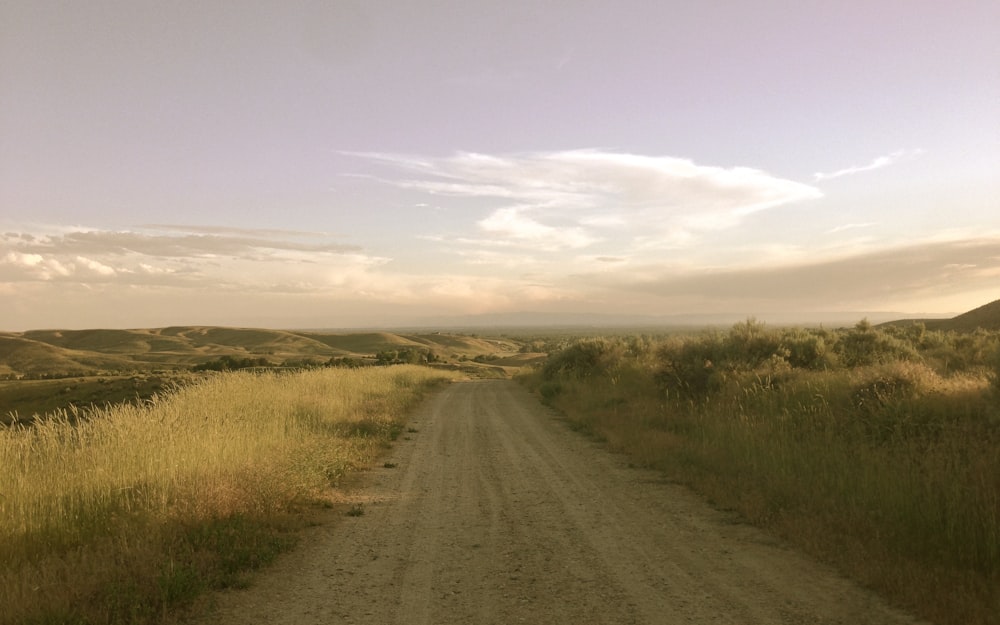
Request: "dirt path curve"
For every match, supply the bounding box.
[191,379,925,625]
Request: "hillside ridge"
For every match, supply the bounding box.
[0,326,518,378]
[879,298,1000,332]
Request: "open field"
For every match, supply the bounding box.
[0,365,459,625]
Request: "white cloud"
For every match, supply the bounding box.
[579,214,627,228]
[3,251,73,280]
[0,225,373,289]
[813,149,925,182]
[76,256,117,277]
[0,222,584,329]
[5,252,43,267]
[353,149,822,254]
[477,207,596,250]
[827,222,878,234]
[455,249,538,268]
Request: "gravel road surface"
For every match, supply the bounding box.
[191,379,924,625]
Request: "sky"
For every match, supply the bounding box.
[2,1,999,331]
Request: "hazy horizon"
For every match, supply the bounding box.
[0,307,963,335]
[3,2,998,331]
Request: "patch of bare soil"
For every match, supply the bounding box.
[188,380,926,624]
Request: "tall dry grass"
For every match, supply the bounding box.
[523,327,1000,625]
[0,366,457,625]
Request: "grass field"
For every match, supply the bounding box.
[521,321,1000,625]
[0,374,194,426]
[0,365,458,625]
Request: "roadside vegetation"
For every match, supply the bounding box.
[0,365,458,625]
[521,319,1000,625]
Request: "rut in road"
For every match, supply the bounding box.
[193,379,925,625]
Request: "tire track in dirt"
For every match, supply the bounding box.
[190,379,926,625]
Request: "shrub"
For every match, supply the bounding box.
[542,338,624,380]
[835,319,919,367]
[524,328,1000,625]
[654,333,724,398]
[781,327,834,369]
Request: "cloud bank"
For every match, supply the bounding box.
[1,149,993,330]
[0,226,370,289]
[0,223,573,328]
[3,221,999,330]
[605,237,1000,310]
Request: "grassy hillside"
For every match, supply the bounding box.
[0,327,521,378]
[882,298,1000,332]
[0,335,135,376]
[943,298,1000,332]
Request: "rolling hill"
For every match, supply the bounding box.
[0,327,521,378]
[936,298,1000,331]
[880,298,1000,332]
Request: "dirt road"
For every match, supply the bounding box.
[193,380,924,624]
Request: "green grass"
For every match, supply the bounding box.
[0,365,458,625]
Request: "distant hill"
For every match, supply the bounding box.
[933,299,1000,331]
[0,327,521,378]
[409,310,942,329]
[0,335,132,377]
[880,298,1000,332]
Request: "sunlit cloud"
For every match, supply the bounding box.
[813,149,924,182]
[351,149,822,252]
[140,224,344,239]
[827,222,878,234]
[0,222,581,328]
[0,225,371,289]
[75,256,117,277]
[455,249,539,268]
[477,207,597,250]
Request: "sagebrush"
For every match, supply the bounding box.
[524,320,1000,625]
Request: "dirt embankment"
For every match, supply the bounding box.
[190,380,925,625]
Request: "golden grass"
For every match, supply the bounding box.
[0,365,458,624]
[523,358,1000,625]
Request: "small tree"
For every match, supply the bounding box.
[375,350,398,365]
